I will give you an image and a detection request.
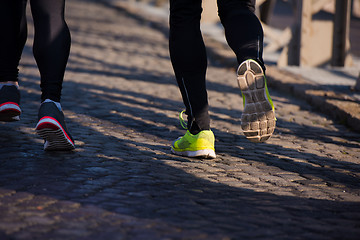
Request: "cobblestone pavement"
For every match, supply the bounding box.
[0,0,360,239]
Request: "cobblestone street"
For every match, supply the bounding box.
[0,0,359,239]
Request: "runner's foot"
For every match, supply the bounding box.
[0,85,21,122]
[36,101,75,151]
[237,59,276,143]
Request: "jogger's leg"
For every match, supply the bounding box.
[0,0,28,84]
[169,0,210,134]
[30,0,71,102]
[217,0,265,70]
[217,0,276,142]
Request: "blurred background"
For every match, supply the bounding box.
[117,0,360,90]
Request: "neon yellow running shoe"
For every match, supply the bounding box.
[171,130,216,158]
[171,111,216,158]
[237,59,276,143]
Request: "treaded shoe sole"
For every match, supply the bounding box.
[237,60,276,143]
[0,102,21,122]
[36,117,75,151]
[171,147,216,159]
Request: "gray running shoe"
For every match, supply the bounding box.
[35,102,75,151]
[0,85,21,122]
[237,59,276,143]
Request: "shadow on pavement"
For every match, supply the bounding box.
[1,57,360,239]
[1,0,359,238]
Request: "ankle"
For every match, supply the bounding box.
[0,81,19,89]
[42,99,62,111]
[189,121,210,135]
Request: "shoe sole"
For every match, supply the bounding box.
[237,60,276,143]
[0,102,21,122]
[36,117,75,151]
[171,148,216,159]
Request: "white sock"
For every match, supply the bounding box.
[43,99,62,111]
[0,82,19,90]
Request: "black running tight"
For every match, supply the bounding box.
[0,0,71,102]
[169,0,264,133]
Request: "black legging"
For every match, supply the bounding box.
[0,0,71,102]
[169,0,264,133]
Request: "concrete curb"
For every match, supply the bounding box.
[266,67,360,133]
[204,37,360,132]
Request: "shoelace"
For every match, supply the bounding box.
[179,110,188,130]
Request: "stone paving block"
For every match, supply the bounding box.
[0,0,359,239]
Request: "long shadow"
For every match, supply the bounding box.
[17,17,360,191]
[1,1,359,238]
[1,94,360,239]
[1,104,360,239]
[69,29,170,58]
[16,66,360,192]
[23,45,358,145]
